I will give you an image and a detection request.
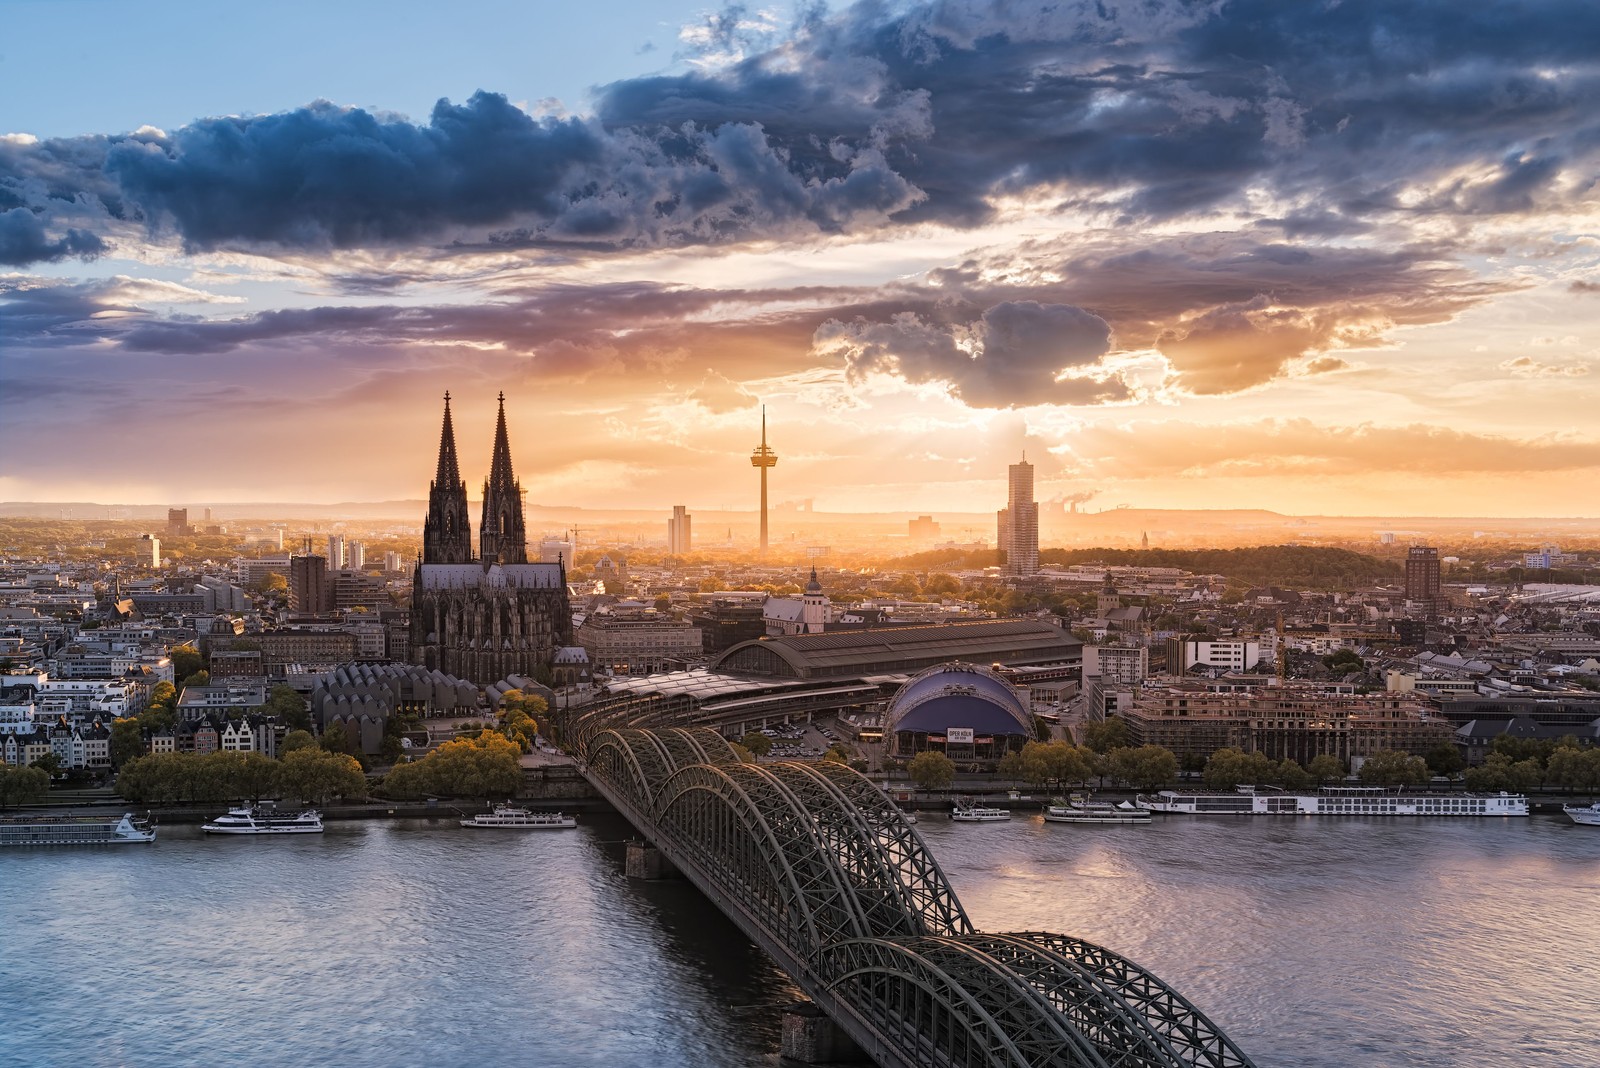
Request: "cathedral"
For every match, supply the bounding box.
[410,393,573,685]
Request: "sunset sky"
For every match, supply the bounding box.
[4,0,1598,517]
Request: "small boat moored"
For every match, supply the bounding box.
[1562,802,1600,826]
[950,800,1010,822]
[202,803,324,835]
[460,804,576,829]
[1043,795,1152,825]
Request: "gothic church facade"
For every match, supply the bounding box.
[411,393,572,684]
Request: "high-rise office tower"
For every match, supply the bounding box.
[327,534,345,571]
[667,505,693,555]
[749,406,778,556]
[167,508,189,536]
[290,554,331,613]
[1405,545,1442,615]
[1000,455,1039,575]
[347,540,365,571]
[141,534,160,568]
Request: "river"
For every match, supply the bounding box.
[0,810,1594,1067]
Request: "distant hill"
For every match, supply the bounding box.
[892,544,1403,590]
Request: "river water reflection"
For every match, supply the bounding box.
[1,810,1594,1067]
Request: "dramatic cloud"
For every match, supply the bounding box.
[0,207,105,265]
[4,1,1597,513]
[922,234,1517,392]
[5,1,1599,264]
[816,301,1121,407]
[1,227,1513,403]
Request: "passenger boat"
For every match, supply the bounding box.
[1562,802,1600,826]
[202,803,325,835]
[0,812,156,846]
[950,800,1010,822]
[460,804,576,830]
[1135,785,1528,817]
[1043,795,1151,825]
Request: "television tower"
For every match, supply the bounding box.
[749,405,778,556]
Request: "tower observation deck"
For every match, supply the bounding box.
[750,405,778,556]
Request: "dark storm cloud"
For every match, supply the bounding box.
[4,1,1597,264]
[0,207,105,265]
[3,226,1511,404]
[2,91,919,263]
[817,300,1123,407]
[867,233,1515,395]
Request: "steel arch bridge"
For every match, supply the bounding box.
[559,706,1258,1068]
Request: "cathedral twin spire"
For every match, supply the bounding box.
[479,392,527,564]
[421,392,527,566]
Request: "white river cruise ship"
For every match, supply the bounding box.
[1136,786,1528,817]
[0,812,157,846]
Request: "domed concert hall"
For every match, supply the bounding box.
[885,662,1035,769]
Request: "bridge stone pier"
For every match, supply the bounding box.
[557,701,1259,1068]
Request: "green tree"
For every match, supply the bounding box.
[180,669,210,690]
[30,752,63,776]
[278,748,366,805]
[110,717,147,768]
[1080,716,1130,754]
[1548,746,1600,792]
[996,749,1025,780]
[739,732,774,758]
[255,573,289,596]
[1103,745,1178,790]
[1490,736,1552,764]
[146,680,177,713]
[823,744,851,765]
[256,685,310,731]
[1202,748,1276,790]
[1424,744,1464,777]
[1307,754,1345,785]
[0,763,50,807]
[907,750,955,791]
[728,742,756,764]
[233,752,283,800]
[1463,753,1513,792]
[1017,740,1094,786]
[170,643,205,680]
[280,729,316,754]
[1274,759,1313,792]
[380,734,522,799]
[320,726,355,755]
[1357,750,1429,787]
[1506,757,1545,792]
[498,689,549,720]
[1322,649,1366,674]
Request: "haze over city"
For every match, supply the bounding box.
[5,0,1598,517]
[4,6,1600,1068]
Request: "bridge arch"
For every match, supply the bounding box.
[651,761,873,954]
[558,713,1259,1068]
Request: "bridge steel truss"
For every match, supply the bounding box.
[558,704,1258,1068]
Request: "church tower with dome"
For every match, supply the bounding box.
[410,393,572,685]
